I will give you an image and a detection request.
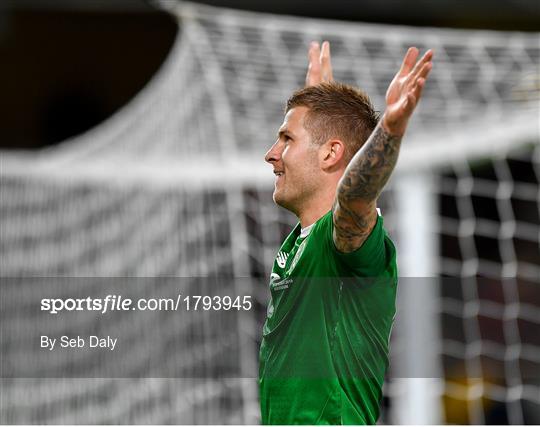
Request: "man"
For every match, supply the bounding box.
[259,41,433,424]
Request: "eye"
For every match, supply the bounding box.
[283,135,292,142]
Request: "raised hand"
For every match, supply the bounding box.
[305,41,333,87]
[382,47,433,136]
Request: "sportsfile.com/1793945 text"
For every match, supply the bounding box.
[40,294,253,314]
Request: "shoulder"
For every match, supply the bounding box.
[313,210,396,277]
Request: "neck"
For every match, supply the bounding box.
[296,190,335,229]
[298,207,330,228]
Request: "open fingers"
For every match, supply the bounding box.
[398,47,420,76]
[309,41,321,66]
[419,60,432,81]
[306,41,321,86]
[320,41,333,82]
[408,60,432,92]
[409,49,433,80]
[404,75,428,113]
[411,77,426,104]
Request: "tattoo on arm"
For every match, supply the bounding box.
[333,122,402,252]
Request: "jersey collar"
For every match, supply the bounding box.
[299,222,315,239]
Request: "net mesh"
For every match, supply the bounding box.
[1,1,539,423]
[435,145,540,425]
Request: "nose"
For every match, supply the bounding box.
[265,140,282,164]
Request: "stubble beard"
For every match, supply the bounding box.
[273,179,315,219]
[273,182,299,216]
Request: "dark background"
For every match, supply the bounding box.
[0,0,539,150]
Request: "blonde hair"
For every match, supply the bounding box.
[286,82,380,161]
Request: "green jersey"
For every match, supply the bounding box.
[259,210,398,425]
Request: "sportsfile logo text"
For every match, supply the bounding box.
[41,294,252,314]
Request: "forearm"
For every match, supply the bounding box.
[332,47,432,252]
[336,119,402,205]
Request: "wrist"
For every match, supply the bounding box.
[381,113,407,137]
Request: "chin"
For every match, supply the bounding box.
[272,190,284,206]
[273,190,297,214]
[273,189,286,206]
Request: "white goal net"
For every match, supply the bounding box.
[1,1,538,424]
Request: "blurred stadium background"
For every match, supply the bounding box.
[1,0,539,424]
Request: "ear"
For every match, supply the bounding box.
[319,139,346,169]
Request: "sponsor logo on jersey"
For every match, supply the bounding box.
[276,251,288,268]
[271,278,292,291]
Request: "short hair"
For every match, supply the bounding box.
[286,82,380,162]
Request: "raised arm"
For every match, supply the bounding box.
[333,47,433,252]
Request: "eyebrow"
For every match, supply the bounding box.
[277,128,295,139]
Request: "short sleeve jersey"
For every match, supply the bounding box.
[259,210,398,425]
